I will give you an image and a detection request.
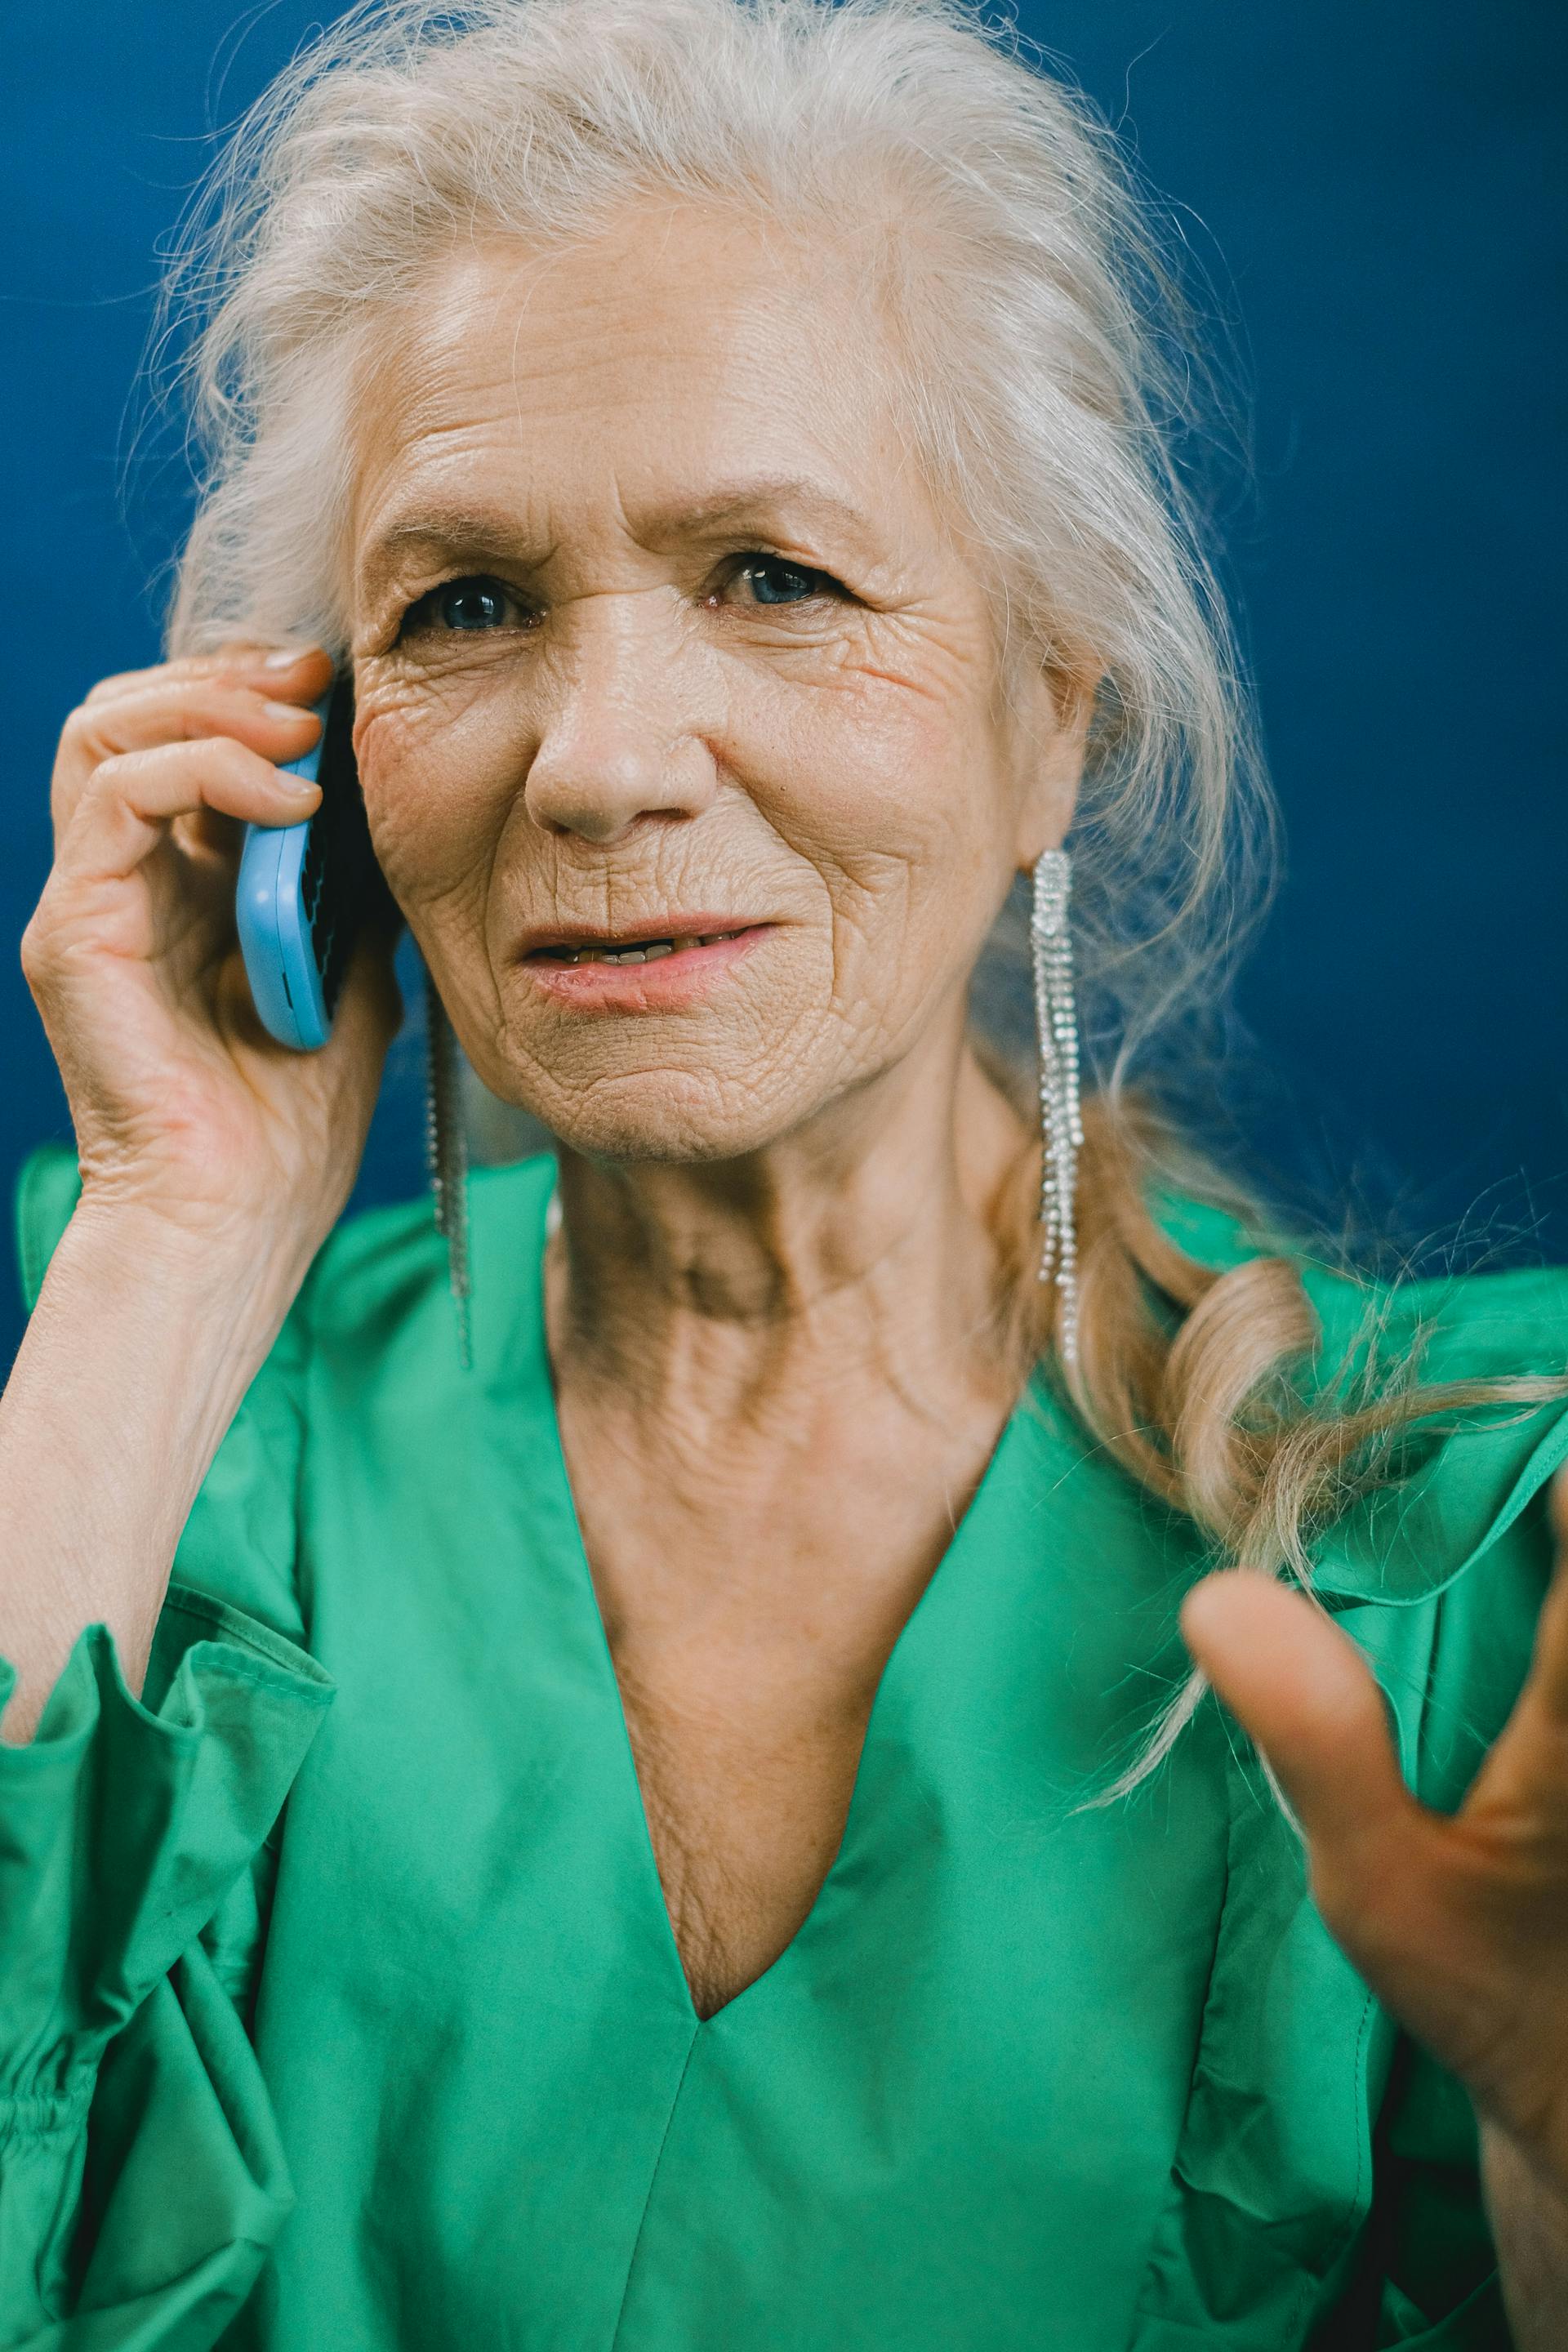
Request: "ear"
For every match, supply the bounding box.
[1008,650,1100,871]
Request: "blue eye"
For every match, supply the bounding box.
[399,575,520,639]
[737,557,823,606]
[436,577,514,630]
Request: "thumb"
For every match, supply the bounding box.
[1179,1570,1415,1860]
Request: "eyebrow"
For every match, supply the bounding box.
[356,475,881,600]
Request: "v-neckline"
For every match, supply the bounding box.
[519,1160,1054,2030]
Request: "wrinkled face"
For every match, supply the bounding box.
[347,204,1084,1160]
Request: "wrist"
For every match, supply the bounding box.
[63,1187,316,1321]
[25,1197,310,1443]
[0,1198,307,1743]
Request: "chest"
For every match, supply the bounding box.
[545,1348,1047,2015]
[571,1463,969,2018]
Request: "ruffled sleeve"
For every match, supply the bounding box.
[0,1145,336,2345]
[1314,1267,1567,2346]
[1131,1232,1568,2350]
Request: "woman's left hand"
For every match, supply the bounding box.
[1179,1467,1568,2196]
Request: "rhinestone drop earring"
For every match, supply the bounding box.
[424,962,474,1372]
[1030,847,1083,1372]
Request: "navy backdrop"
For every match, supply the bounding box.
[4,1,1565,1371]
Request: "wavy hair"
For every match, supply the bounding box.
[150,0,1566,1789]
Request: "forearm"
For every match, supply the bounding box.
[0,1203,301,1743]
[1482,2121,1568,2352]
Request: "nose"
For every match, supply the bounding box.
[523,597,718,844]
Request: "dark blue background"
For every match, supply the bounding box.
[5,2,1564,1370]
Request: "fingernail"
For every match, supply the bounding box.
[262,646,312,670]
[276,768,319,796]
[263,697,314,721]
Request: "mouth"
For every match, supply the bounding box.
[517,918,773,1009]
[524,924,755,968]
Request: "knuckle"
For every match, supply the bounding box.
[86,655,211,700]
[81,747,136,802]
[59,702,99,755]
[73,745,164,830]
[202,732,264,789]
[19,902,60,988]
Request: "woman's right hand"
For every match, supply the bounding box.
[21,642,403,1272]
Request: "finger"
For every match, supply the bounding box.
[1534,1471,1568,1720]
[53,686,322,841]
[1462,1470,1568,1820]
[1497,1465,1568,1729]
[53,737,321,891]
[81,644,333,706]
[1179,1570,1416,1855]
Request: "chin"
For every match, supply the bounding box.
[497,1060,813,1168]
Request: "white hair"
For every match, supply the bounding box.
[154,0,1272,1093]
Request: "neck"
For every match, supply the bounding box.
[545,1023,1036,1441]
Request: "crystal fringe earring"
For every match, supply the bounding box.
[424,963,474,1372]
[1030,848,1083,1373]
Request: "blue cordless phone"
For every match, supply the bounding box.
[236,675,398,1049]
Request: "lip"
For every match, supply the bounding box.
[515,913,762,960]
[516,920,773,1011]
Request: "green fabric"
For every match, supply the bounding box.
[3,1141,1566,2352]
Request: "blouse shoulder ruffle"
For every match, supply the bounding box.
[1152,1186,1568,1609]
[1132,1194,1566,2345]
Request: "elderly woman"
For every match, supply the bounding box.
[2,1,1566,2345]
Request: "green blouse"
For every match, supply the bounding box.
[2,1141,1566,2352]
